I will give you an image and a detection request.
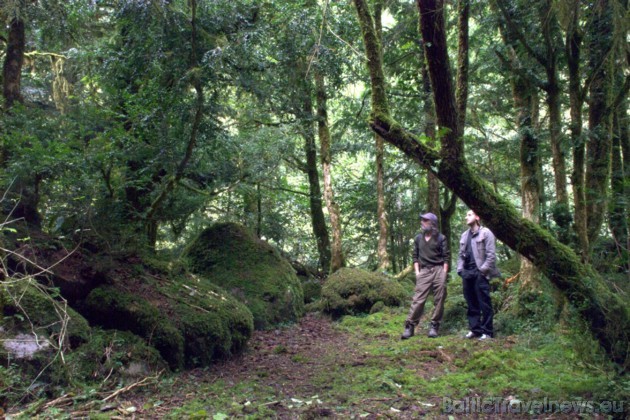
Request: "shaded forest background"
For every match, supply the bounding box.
[0,0,629,413]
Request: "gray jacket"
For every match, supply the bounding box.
[457,227,501,279]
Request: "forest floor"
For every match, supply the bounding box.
[18,309,622,419]
[3,228,628,419]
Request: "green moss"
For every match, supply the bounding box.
[319,268,407,318]
[68,328,167,385]
[184,222,304,329]
[83,272,254,369]
[83,286,185,369]
[1,280,90,347]
[159,278,254,367]
[301,278,322,304]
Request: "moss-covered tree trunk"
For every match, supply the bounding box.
[373,1,390,272]
[316,73,345,273]
[422,63,440,217]
[515,73,542,288]
[610,109,629,274]
[540,2,570,242]
[375,133,390,271]
[2,16,43,227]
[565,3,590,261]
[585,0,613,247]
[300,84,332,275]
[496,6,542,287]
[353,0,629,369]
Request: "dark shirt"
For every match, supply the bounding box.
[463,229,477,270]
[413,232,450,267]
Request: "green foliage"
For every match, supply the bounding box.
[319,267,407,318]
[184,222,304,329]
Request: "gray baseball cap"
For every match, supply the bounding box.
[419,212,438,223]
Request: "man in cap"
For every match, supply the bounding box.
[401,212,450,339]
[457,210,501,341]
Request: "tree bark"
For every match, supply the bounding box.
[610,109,629,274]
[518,85,542,288]
[353,0,629,369]
[375,133,390,271]
[455,0,469,133]
[316,73,345,273]
[565,3,590,260]
[585,0,613,247]
[373,0,390,271]
[540,1,570,241]
[496,5,542,287]
[3,17,25,109]
[422,55,440,216]
[495,0,570,241]
[301,90,332,275]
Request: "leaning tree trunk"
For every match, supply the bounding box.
[316,73,345,273]
[353,0,629,369]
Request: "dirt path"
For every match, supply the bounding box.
[133,312,363,417]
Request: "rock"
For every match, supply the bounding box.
[184,222,304,329]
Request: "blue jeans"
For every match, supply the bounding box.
[461,267,494,336]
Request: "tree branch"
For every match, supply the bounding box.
[493,0,548,68]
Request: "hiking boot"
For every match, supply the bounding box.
[478,334,491,341]
[465,331,478,339]
[401,324,415,340]
[428,324,439,338]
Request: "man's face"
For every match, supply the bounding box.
[421,218,431,230]
[465,210,479,226]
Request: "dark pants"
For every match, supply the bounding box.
[462,268,494,337]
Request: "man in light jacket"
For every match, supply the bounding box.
[457,210,501,340]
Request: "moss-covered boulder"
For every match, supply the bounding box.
[68,328,167,384]
[83,285,184,369]
[319,268,408,318]
[1,280,90,349]
[0,280,92,402]
[82,274,254,369]
[184,223,304,329]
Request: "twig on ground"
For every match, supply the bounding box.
[102,370,164,402]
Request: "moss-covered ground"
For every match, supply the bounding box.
[8,303,627,418]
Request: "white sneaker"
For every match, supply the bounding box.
[464,331,477,339]
[478,334,491,341]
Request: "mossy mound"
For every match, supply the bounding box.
[184,223,304,329]
[68,328,167,385]
[83,285,184,369]
[82,273,254,369]
[1,280,90,349]
[0,280,91,403]
[319,268,408,318]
